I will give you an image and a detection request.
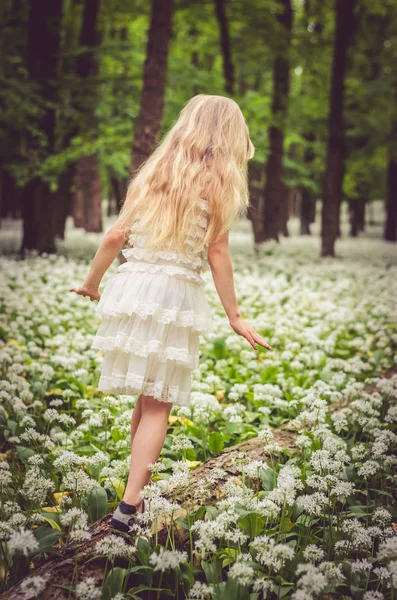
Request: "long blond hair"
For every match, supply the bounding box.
[114,94,255,255]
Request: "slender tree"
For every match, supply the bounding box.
[321,0,356,257]
[21,0,63,254]
[214,0,234,95]
[130,0,174,173]
[259,0,293,243]
[73,0,102,233]
[384,157,397,241]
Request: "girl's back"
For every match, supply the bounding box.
[89,95,256,406]
[70,94,271,527]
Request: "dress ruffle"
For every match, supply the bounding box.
[92,196,212,407]
[97,350,192,406]
[92,313,200,368]
[96,268,213,334]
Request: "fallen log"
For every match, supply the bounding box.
[2,430,297,599]
[4,363,396,599]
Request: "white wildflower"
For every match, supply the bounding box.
[149,547,188,572]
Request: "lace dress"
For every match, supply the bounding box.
[90,198,213,407]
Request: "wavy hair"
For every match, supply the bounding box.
[114,94,255,255]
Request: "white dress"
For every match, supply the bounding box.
[90,197,213,407]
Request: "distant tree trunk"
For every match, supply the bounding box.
[110,178,124,213]
[384,158,397,241]
[247,184,263,242]
[258,0,292,243]
[130,0,174,173]
[0,164,3,228]
[280,185,292,236]
[214,0,234,95]
[357,197,365,232]
[348,197,366,237]
[74,0,102,233]
[321,0,356,257]
[72,188,84,229]
[300,189,314,235]
[1,172,20,218]
[21,0,63,254]
[190,25,200,96]
[54,165,74,239]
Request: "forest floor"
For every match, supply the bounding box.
[0,206,396,599]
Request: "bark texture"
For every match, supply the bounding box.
[321,0,356,257]
[74,155,103,233]
[259,0,293,243]
[384,158,397,242]
[74,0,103,233]
[21,0,63,254]
[214,0,234,94]
[130,0,174,173]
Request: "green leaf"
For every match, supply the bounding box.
[202,557,223,584]
[208,431,224,455]
[260,467,277,491]
[15,445,36,464]
[238,513,265,537]
[32,526,63,554]
[0,406,7,426]
[220,578,251,600]
[102,567,128,600]
[85,487,108,522]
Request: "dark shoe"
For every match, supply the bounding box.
[110,499,145,533]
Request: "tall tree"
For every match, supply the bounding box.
[259,0,293,243]
[214,0,234,95]
[130,0,174,173]
[384,157,397,241]
[321,0,356,257]
[73,0,102,233]
[21,0,63,254]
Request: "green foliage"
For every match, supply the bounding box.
[1,0,395,200]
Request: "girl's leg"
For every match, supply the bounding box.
[130,394,143,446]
[122,394,172,509]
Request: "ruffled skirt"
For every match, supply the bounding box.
[91,262,213,407]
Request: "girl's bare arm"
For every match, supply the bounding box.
[207,232,272,351]
[69,226,126,301]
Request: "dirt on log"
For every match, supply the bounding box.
[3,364,396,599]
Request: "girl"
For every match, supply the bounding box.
[70,94,272,533]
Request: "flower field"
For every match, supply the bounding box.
[0,219,396,600]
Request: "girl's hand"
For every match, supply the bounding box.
[229,316,272,351]
[69,284,101,302]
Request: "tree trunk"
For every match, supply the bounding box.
[214,0,234,95]
[75,0,102,233]
[300,189,314,235]
[190,24,200,96]
[384,158,397,241]
[21,180,58,254]
[53,165,74,240]
[348,197,366,237]
[1,171,20,219]
[21,0,63,254]
[110,177,124,214]
[280,184,292,237]
[130,0,174,173]
[357,197,365,232]
[74,156,102,233]
[247,184,264,243]
[259,0,292,243]
[321,0,356,257]
[348,198,358,237]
